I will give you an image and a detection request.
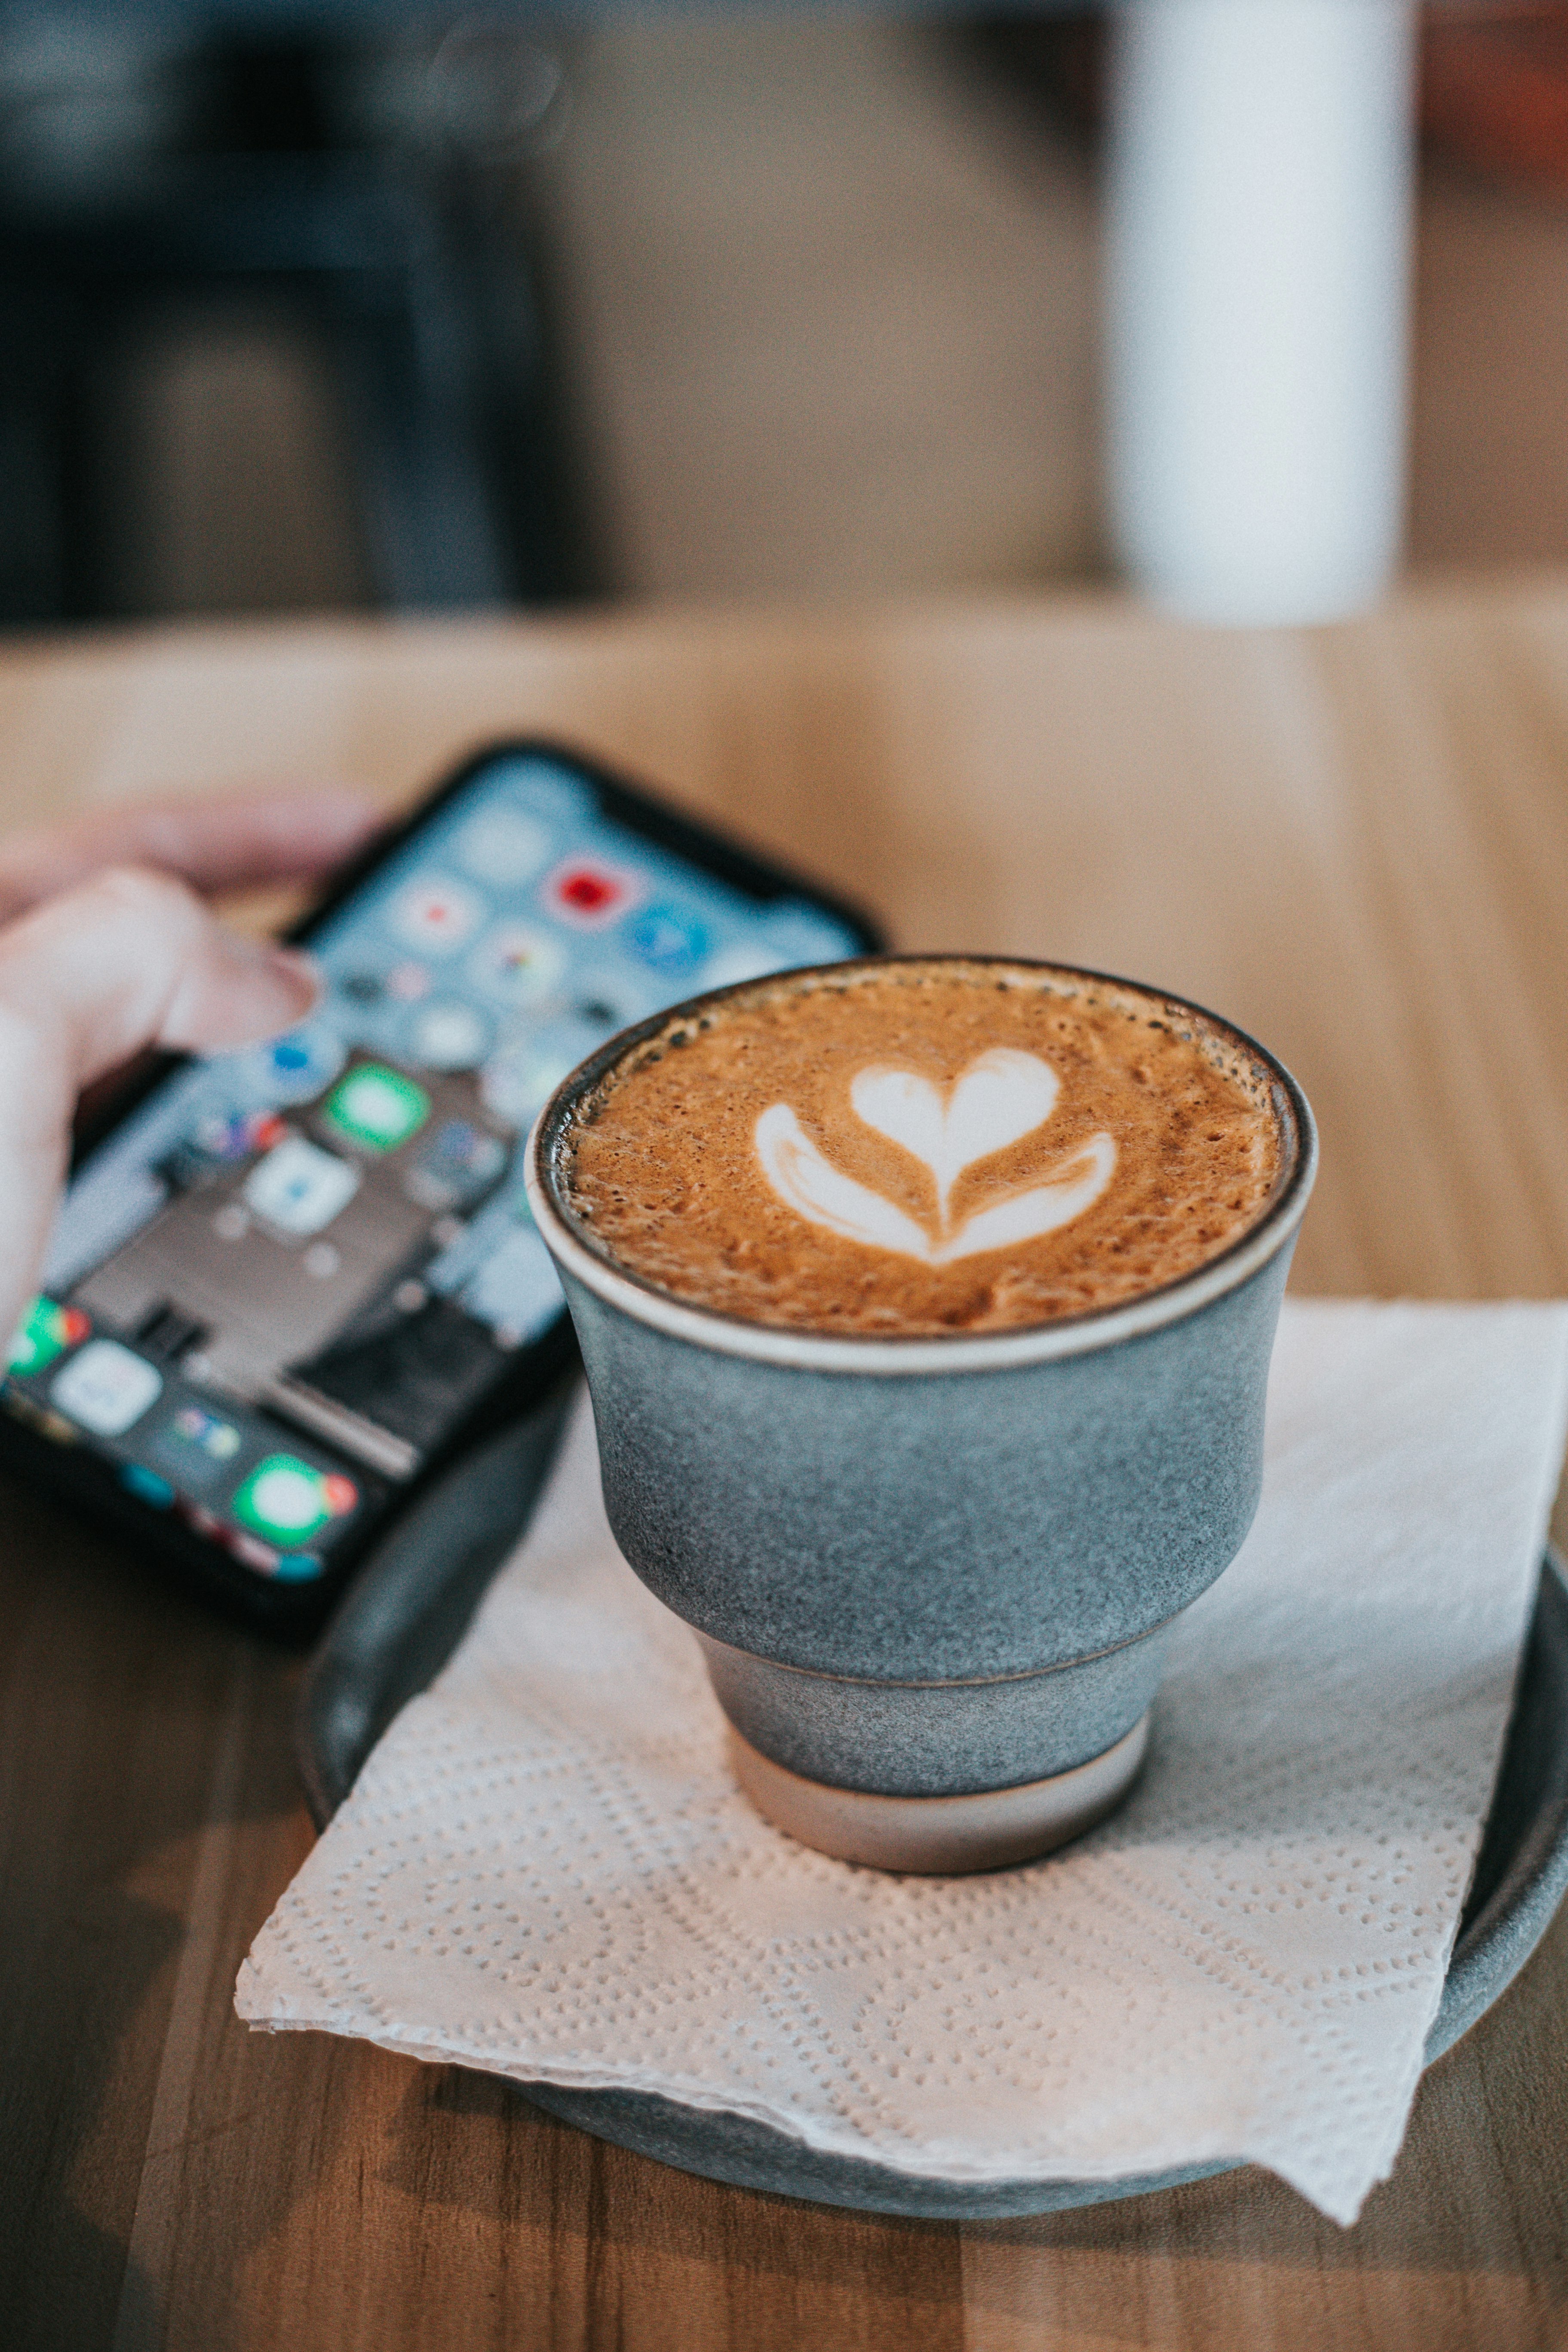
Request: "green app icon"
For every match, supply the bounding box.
[324,1064,430,1153]
[8,1296,89,1375]
[233,1455,358,1546]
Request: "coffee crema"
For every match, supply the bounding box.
[554,959,1288,1337]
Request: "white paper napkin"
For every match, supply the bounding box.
[237,1300,1568,2224]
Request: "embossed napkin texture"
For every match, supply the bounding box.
[238,1300,1568,2224]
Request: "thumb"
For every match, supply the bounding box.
[0,867,319,1341]
[0,865,319,1082]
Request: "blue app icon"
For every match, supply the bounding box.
[120,1463,175,1509]
[236,1023,346,1107]
[623,902,709,975]
[274,1552,327,1582]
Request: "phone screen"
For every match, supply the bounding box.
[1,749,866,1588]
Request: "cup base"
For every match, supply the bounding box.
[728,1712,1151,1875]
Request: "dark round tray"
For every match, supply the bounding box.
[298,1404,1568,2219]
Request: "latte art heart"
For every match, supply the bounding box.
[754,1049,1116,1265]
[850,1049,1059,1221]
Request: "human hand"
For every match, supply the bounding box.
[0,789,383,1344]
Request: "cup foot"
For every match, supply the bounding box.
[728,1712,1151,1875]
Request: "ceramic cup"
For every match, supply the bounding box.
[525,957,1316,1874]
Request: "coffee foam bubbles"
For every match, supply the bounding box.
[556,960,1287,1337]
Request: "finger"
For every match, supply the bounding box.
[0,868,319,1340]
[0,865,319,1082]
[0,789,384,922]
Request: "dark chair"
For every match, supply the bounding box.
[0,5,580,619]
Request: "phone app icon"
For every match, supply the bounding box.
[569,973,643,1035]
[233,1455,359,1546]
[228,1024,346,1113]
[273,1551,326,1583]
[261,1028,345,1104]
[624,902,709,976]
[544,858,640,928]
[121,1464,174,1509]
[191,1107,287,1166]
[8,1296,90,1375]
[404,1119,509,1213]
[324,1064,430,1153]
[51,1341,162,1437]
[154,1404,242,1492]
[244,1136,362,1235]
[391,877,484,956]
[471,923,564,1003]
[455,807,549,885]
[408,1001,490,1071]
[172,1404,242,1462]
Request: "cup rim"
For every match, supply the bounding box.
[524,953,1318,1376]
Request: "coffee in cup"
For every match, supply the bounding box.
[527,956,1314,1874]
[558,959,1284,1336]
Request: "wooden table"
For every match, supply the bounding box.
[4,586,1568,2350]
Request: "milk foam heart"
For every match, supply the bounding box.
[850,1049,1059,1221]
[753,1105,935,1258]
[754,1049,1116,1264]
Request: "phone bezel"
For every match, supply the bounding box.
[2,738,883,1635]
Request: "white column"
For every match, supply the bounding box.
[1107,0,1417,626]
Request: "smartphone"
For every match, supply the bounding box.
[0,741,881,1629]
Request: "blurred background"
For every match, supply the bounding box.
[2,0,1567,625]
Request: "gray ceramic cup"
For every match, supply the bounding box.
[525,957,1316,1874]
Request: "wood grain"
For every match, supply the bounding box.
[2,584,1567,2348]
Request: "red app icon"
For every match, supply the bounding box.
[545,859,641,927]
